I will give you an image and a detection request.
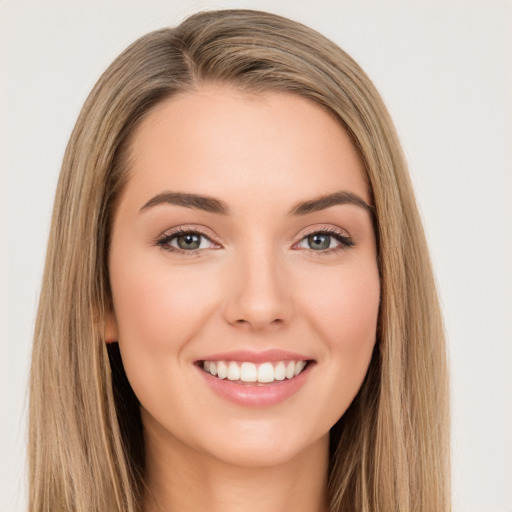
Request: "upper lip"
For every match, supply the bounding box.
[196,349,313,364]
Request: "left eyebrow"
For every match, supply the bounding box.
[288,191,373,216]
[139,190,373,216]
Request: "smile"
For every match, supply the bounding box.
[195,351,315,406]
[201,360,308,384]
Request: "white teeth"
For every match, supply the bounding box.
[217,361,228,379]
[294,360,306,376]
[202,359,309,383]
[240,362,257,382]
[227,361,240,381]
[274,361,286,381]
[285,361,295,379]
[257,362,274,383]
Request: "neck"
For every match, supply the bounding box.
[143,420,329,512]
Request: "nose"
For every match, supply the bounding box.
[222,244,293,331]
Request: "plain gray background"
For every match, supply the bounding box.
[1,1,511,511]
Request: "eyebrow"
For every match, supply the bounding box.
[140,190,373,216]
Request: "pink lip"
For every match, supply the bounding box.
[196,349,311,364]
[195,360,315,407]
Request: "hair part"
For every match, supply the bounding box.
[29,9,450,512]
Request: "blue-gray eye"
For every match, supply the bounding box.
[307,233,331,250]
[297,230,354,251]
[157,230,216,252]
[176,233,202,250]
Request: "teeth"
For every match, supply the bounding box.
[217,361,227,379]
[202,359,309,383]
[257,362,274,383]
[274,362,286,381]
[240,362,257,382]
[227,362,240,381]
[285,361,295,379]
[294,360,306,376]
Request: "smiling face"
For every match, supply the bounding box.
[107,86,380,468]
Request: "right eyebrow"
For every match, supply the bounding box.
[140,192,230,215]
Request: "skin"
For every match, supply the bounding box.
[107,85,380,512]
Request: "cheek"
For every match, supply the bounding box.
[307,263,380,344]
[301,261,380,393]
[108,256,220,404]
[109,257,221,411]
[111,259,213,347]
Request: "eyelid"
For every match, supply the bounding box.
[155,224,354,255]
[299,225,350,239]
[156,225,222,254]
[157,225,217,240]
[294,225,354,253]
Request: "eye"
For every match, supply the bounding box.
[156,228,219,253]
[296,229,354,252]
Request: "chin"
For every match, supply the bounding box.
[189,418,329,469]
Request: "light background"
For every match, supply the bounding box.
[0,1,511,511]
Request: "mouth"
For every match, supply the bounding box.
[196,359,313,385]
[194,349,316,406]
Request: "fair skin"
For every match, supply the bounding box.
[107,85,380,512]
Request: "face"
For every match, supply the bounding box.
[107,86,380,468]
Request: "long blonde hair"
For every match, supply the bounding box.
[29,9,450,512]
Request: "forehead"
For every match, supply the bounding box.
[121,85,369,215]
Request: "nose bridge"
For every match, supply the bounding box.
[223,236,292,330]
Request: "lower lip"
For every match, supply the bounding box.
[196,363,314,407]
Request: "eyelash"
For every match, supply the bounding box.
[156,226,354,256]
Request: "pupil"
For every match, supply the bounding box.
[178,233,200,250]
[309,234,330,250]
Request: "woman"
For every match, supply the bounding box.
[29,9,450,512]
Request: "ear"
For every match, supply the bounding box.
[104,311,119,343]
